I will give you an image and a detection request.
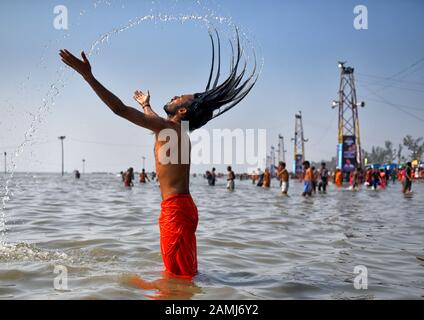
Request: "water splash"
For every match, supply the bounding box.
[0,242,69,263]
[0,0,122,245]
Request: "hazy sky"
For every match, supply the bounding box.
[1,0,423,173]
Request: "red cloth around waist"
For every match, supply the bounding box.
[159,194,198,277]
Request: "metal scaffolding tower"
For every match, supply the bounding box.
[292,111,307,176]
[277,134,286,163]
[332,61,364,172]
[269,145,276,175]
[270,146,276,166]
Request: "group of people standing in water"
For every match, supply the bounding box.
[333,162,414,194]
[202,161,416,196]
[362,162,414,194]
[120,168,156,187]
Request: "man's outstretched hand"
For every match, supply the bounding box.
[133,90,150,107]
[59,49,92,78]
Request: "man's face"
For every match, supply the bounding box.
[163,94,194,116]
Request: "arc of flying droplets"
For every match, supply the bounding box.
[198,27,258,119]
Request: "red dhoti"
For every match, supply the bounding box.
[159,194,198,278]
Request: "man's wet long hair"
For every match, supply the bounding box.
[184,28,258,131]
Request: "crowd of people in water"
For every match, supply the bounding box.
[209,161,417,196]
[114,161,419,197]
[118,167,157,187]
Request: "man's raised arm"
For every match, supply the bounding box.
[59,49,167,132]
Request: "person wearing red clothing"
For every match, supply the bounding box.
[59,29,257,278]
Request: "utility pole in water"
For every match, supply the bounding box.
[58,136,66,176]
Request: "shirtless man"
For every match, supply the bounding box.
[302,161,313,197]
[211,167,216,186]
[124,167,135,187]
[402,162,413,194]
[351,167,359,191]
[277,161,289,195]
[59,29,257,278]
[205,167,216,186]
[263,168,271,188]
[227,166,236,191]
[317,162,328,193]
[311,166,318,194]
[139,168,150,183]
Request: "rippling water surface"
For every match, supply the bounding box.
[0,173,423,299]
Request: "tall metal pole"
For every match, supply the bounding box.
[3,152,6,174]
[58,136,66,176]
